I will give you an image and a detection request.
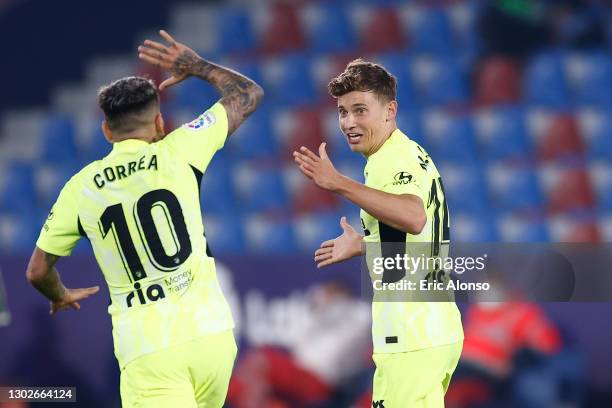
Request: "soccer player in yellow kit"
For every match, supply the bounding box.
[25,30,263,407]
[293,59,463,407]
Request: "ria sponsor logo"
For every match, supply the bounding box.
[392,171,413,185]
[126,282,166,308]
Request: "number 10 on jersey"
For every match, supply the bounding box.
[98,189,192,282]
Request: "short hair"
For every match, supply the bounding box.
[97,76,159,132]
[328,58,397,102]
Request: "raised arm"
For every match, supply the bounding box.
[138,30,264,136]
[26,247,99,315]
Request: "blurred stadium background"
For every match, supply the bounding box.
[1,0,612,407]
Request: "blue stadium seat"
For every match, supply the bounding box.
[448,1,482,53]
[40,114,78,162]
[396,108,425,145]
[0,211,39,252]
[336,201,362,230]
[423,111,477,162]
[335,160,365,184]
[294,212,342,251]
[302,3,357,53]
[437,162,487,212]
[406,8,454,54]
[83,119,112,162]
[0,162,37,212]
[327,133,357,162]
[324,108,364,163]
[200,153,236,214]
[217,7,256,54]
[486,163,542,212]
[245,214,296,252]
[452,212,498,242]
[474,106,531,161]
[579,109,612,160]
[409,55,468,106]
[590,163,612,212]
[498,213,549,242]
[523,52,571,108]
[203,212,245,254]
[171,77,220,111]
[566,52,612,108]
[262,54,316,106]
[33,161,82,206]
[226,107,278,159]
[232,163,288,212]
[226,60,264,88]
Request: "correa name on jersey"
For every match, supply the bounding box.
[93,154,158,189]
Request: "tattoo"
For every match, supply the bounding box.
[176,52,264,135]
[27,249,65,302]
[34,267,66,302]
[172,50,201,78]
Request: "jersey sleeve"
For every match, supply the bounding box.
[36,176,82,256]
[162,102,229,172]
[370,148,429,203]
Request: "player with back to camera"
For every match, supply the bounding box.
[25,30,263,408]
[293,59,464,407]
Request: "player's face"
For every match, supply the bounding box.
[337,91,393,156]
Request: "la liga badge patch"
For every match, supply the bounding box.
[187,111,216,130]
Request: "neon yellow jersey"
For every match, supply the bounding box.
[361,129,463,354]
[36,102,234,368]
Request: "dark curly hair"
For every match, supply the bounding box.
[97,76,159,132]
[328,58,397,102]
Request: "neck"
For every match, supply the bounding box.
[113,125,159,143]
[364,124,397,157]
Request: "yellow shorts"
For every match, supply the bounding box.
[372,341,463,408]
[120,330,237,408]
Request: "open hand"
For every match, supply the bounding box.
[138,30,202,91]
[50,286,100,315]
[314,217,363,268]
[293,143,342,192]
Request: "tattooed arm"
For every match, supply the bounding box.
[26,247,99,315]
[138,30,264,136]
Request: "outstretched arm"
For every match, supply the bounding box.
[313,217,364,268]
[138,30,264,136]
[26,247,99,315]
[293,143,426,235]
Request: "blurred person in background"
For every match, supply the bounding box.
[24,30,263,407]
[479,0,608,57]
[445,273,586,408]
[479,0,551,57]
[549,0,608,49]
[228,281,371,408]
[293,59,463,407]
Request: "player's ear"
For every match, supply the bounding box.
[155,112,165,137]
[101,121,114,143]
[386,100,398,122]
